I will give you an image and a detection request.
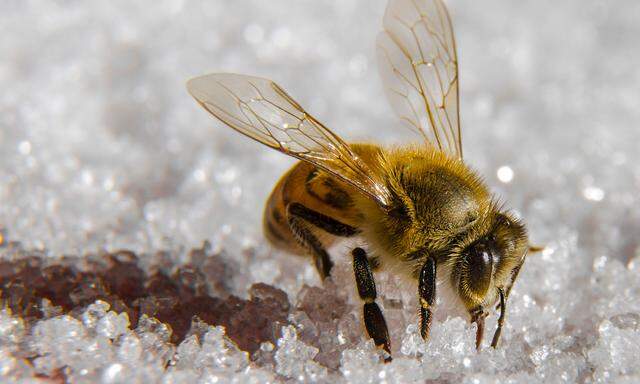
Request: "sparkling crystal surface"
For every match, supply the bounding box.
[1,0,640,382]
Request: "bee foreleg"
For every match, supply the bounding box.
[490,287,506,348]
[503,258,525,303]
[352,247,391,362]
[418,257,437,341]
[287,202,359,237]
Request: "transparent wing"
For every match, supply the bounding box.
[187,73,391,207]
[377,0,462,158]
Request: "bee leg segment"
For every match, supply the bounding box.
[352,247,392,362]
[470,307,488,350]
[418,257,437,341]
[287,202,359,237]
[286,202,360,279]
[286,206,333,279]
[491,287,506,348]
[501,259,524,306]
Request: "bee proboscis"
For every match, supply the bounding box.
[187,0,532,360]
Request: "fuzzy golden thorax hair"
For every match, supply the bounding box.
[361,146,528,311]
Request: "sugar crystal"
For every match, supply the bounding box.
[2,0,640,382]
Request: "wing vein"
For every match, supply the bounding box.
[187,73,393,207]
[377,0,462,158]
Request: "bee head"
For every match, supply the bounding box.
[453,212,528,311]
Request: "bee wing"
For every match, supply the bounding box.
[187,73,391,207]
[377,0,462,158]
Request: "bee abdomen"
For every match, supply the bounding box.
[262,161,363,254]
[304,169,353,210]
[262,172,300,252]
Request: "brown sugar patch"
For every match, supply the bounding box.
[0,247,290,354]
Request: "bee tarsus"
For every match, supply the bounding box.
[353,247,392,361]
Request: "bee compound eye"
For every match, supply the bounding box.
[467,242,494,295]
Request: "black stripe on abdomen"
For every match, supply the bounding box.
[305,169,353,210]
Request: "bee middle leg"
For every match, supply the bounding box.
[286,202,358,279]
[352,247,391,361]
[418,257,437,341]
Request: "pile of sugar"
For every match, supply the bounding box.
[1,0,639,382]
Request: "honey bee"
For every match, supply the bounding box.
[187,0,532,360]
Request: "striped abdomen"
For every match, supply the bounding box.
[262,144,385,255]
[263,161,362,254]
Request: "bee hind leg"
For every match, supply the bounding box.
[352,247,392,362]
[286,202,358,279]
